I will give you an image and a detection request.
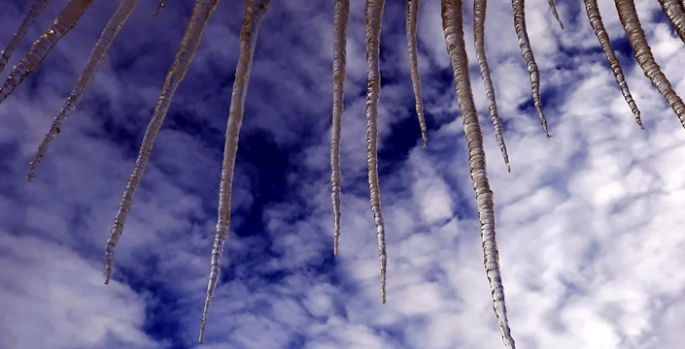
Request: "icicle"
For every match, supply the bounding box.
[474,0,510,172]
[0,0,94,105]
[104,0,221,285]
[331,0,350,258]
[615,0,685,129]
[0,0,52,75]
[364,0,388,305]
[583,0,643,129]
[658,0,685,44]
[511,0,551,138]
[442,0,516,348]
[154,0,165,17]
[199,0,271,343]
[547,0,564,29]
[406,0,428,149]
[28,0,139,182]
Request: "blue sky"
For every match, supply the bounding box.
[1,0,685,348]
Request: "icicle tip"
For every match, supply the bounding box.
[104,244,114,285]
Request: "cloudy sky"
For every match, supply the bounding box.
[1,0,684,348]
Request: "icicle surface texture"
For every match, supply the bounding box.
[331,0,350,258]
[615,0,685,129]
[658,0,685,43]
[442,0,516,348]
[0,0,52,74]
[511,0,550,137]
[28,0,139,182]
[364,0,388,305]
[406,0,428,149]
[104,0,221,286]
[583,0,643,128]
[0,0,94,105]
[474,0,510,172]
[199,0,271,343]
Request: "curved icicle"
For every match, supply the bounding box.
[583,0,643,129]
[474,0,510,172]
[547,0,564,29]
[615,0,685,129]
[511,0,551,138]
[658,0,685,44]
[0,0,94,105]
[154,0,165,17]
[331,0,349,258]
[199,0,271,343]
[28,0,139,182]
[442,0,516,348]
[364,0,388,305]
[0,0,52,75]
[406,0,428,149]
[104,0,221,285]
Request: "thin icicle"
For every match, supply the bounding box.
[615,0,685,129]
[583,0,643,129]
[442,0,515,348]
[28,0,139,182]
[154,0,165,17]
[511,0,551,138]
[364,0,388,305]
[0,0,52,75]
[547,0,564,29]
[104,0,221,286]
[199,0,271,343]
[474,0,510,172]
[331,0,349,258]
[0,0,94,105]
[406,0,428,149]
[658,0,685,43]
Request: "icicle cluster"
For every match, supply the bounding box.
[2,0,685,346]
[331,0,349,258]
[0,0,94,105]
[29,0,140,182]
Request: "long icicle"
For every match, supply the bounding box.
[547,0,564,29]
[658,0,685,44]
[442,0,516,348]
[28,0,139,182]
[511,0,551,138]
[364,0,388,304]
[615,0,685,129]
[199,0,271,343]
[583,0,643,129]
[0,0,52,75]
[474,0,511,172]
[104,0,221,285]
[0,0,94,105]
[406,0,428,149]
[331,0,350,258]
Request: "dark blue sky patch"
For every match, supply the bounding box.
[117,256,189,349]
